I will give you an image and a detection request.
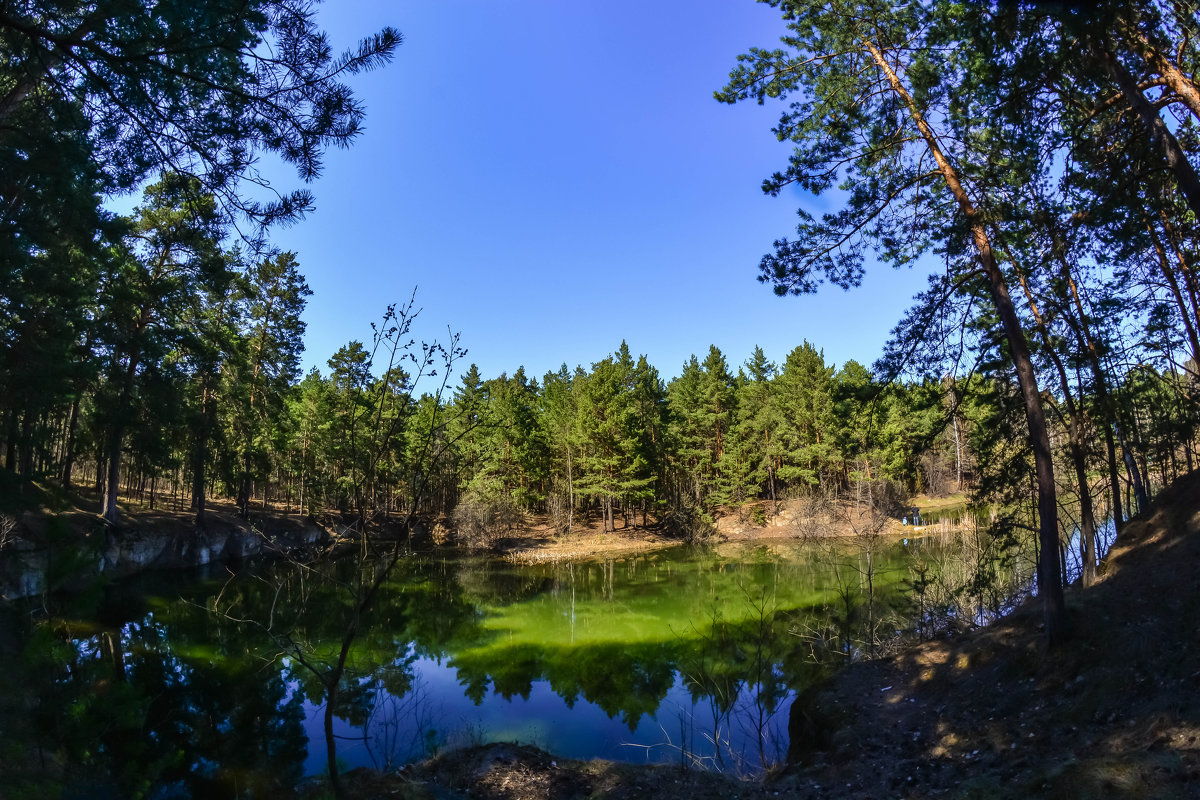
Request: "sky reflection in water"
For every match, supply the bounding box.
[14,538,935,796]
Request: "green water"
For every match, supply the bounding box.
[3,538,926,798]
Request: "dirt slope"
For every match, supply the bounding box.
[768,468,1200,799]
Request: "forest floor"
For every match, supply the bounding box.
[0,475,311,547]
[319,470,1200,800]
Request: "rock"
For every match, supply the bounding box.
[0,512,330,600]
[0,551,47,599]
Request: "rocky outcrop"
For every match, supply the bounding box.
[99,519,326,575]
[0,514,328,600]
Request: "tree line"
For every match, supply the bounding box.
[0,0,397,524]
[3,191,1196,549]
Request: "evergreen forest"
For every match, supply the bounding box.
[4,1,1200,798]
[2,0,1199,647]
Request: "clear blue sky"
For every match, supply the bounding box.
[259,0,929,385]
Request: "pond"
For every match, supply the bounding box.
[3,536,973,798]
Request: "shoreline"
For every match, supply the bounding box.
[1,490,973,598]
[308,470,1200,800]
[493,497,973,565]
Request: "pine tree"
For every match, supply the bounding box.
[325,341,372,513]
[774,342,835,491]
[0,1,401,228]
[451,364,486,496]
[628,354,668,524]
[667,355,709,508]
[732,346,784,507]
[232,252,312,517]
[540,364,580,533]
[718,0,1068,640]
[95,173,228,525]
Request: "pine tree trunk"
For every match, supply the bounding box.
[1156,211,1200,365]
[1116,421,1148,514]
[1146,221,1200,363]
[566,446,574,534]
[3,412,15,472]
[192,445,206,526]
[1011,261,1099,586]
[95,448,106,494]
[1050,246,1124,532]
[103,427,122,526]
[238,450,252,517]
[60,396,81,490]
[863,38,1066,642]
[1096,39,1200,217]
[1125,24,1200,122]
[1071,418,1098,587]
[769,463,777,510]
[952,414,963,492]
[18,412,34,476]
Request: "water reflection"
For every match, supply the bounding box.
[5,541,918,797]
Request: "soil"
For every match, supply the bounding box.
[491,497,932,565]
[3,481,317,549]
[315,471,1200,800]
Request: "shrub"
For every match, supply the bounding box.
[663,497,718,545]
[451,494,524,549]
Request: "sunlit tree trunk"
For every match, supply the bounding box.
[863,38,1067,641]
[1095,39,1200,217]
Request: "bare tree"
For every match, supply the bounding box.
[211,296,469,799]
[0,513,15,551]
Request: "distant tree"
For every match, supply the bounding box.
[466,368,547,508]
[629,353,668,524]
[698,345,738,505]
[574,353,627,532]
[451,364,485,476]
[232,252,312,517]
[540,364,580,533]
[831,359,883,491]
[667,355,707,507]
[181,248,242,525]
[666,347,738,513]
[325,341,372,512]
[774,342,835,492]
[285,369,332,515]
[732,346,784,506]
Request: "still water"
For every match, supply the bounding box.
[7,538,933,797]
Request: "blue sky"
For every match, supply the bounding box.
[257,0,930,385]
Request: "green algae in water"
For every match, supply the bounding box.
[5,538,922,797]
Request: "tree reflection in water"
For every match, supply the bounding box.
[4,539,919,796]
